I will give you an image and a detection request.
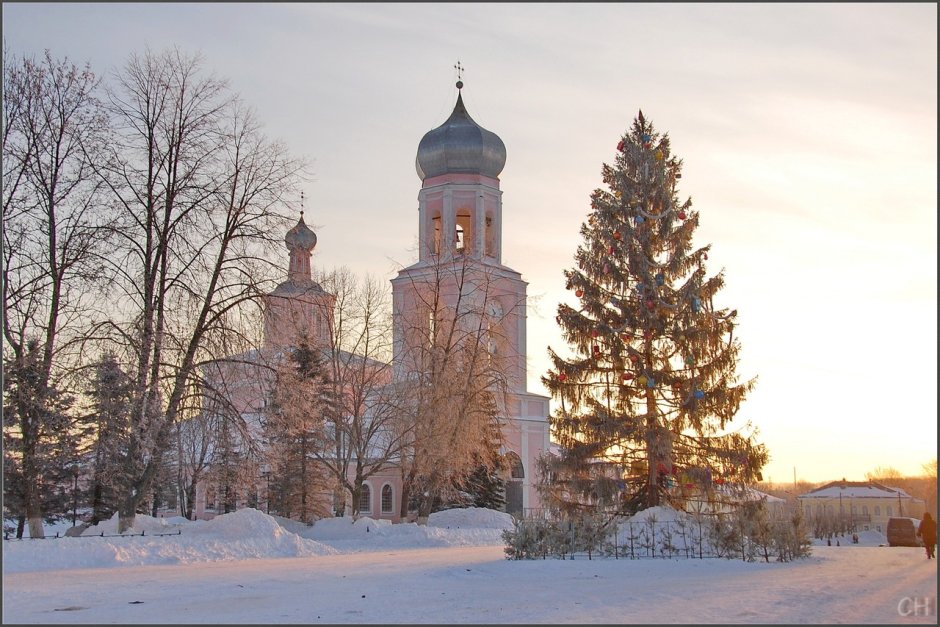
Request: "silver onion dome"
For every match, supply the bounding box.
[285,214,317,251]
[415,91,506,181]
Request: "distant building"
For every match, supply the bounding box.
[797,480,926,533]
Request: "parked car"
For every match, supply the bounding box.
[886,517,923,547]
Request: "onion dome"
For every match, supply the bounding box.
[285,213,317,252]
[415,84,506,181]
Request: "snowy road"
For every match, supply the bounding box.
[3,545,936,624]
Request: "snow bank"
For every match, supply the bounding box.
[2,508,337,573]
[428,506,515,530]
[2,507,516,573]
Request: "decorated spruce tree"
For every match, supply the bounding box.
[541,111,768,517]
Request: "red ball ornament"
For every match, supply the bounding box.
[645,300,655,310]
[704,253,709,260]
[591,330,599,338]
[592,345,600,353]
[575,289,583,298]
[613,231,621,240]
[622,372,634,381]
[678,211,687,220]
[617,140,625,152]
[629,354,638,363]
[558,373,567,382]
[608,246,614,254]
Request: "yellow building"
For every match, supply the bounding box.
[797,480,926,533]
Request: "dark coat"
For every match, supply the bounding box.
[918,516,937,545]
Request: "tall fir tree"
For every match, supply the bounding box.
[83,353,133,524]
[541,111,768,517]
[264,336,335,522]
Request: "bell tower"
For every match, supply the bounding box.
[391,76,550,515]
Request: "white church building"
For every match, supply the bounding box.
[186,80,551,522]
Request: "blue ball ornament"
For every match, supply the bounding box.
[693,389,705,400]
[655,273,664,286]
[692,297,701,313]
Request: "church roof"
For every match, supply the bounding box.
[415,85,506,181]
[270,278,329,298]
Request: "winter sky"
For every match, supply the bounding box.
[3,3,936,484]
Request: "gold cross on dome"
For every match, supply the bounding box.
[454,60,464,82]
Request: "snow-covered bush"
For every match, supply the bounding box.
[504,503,812,561]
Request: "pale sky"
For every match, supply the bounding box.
[4,3,936,484]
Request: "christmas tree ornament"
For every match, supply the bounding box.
[622,372,634,381]
[629,354,638,363]
[591,329,599,338]
[575,289,583,298]
[646,376,655,388]
[613,231,621,240]
[692,297,701,313]
[655,273,664,286]
[694,389,705,399]
[603,263,610,274]
[608,246,614,254]
[704,253,708,260]
[655,150,663,161]
[678,211,687,220]
[637,375,648,386]
[617,139,625,152]
[642,134,651,143]
[645,300,655,310]
[592,345,600,354]
[635,215,645,225]
[558,373,567,382]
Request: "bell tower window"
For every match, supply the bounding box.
[485,213,495,257]
[430,211,442,255]
[455,209,472,254]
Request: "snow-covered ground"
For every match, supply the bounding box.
[3,507,936,624]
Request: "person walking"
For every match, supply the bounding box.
[917,512,936,559]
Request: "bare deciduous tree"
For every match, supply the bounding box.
[92,47,304,532]
[2,47,109,537]
[318,270,399,518]
[391,255,514,522]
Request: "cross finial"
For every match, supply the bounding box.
[454,60,464,90]
[300,191,305,219]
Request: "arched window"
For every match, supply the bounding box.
[509,453,525,479]
[886,505,892,516]
[455,209,472,253]
[874,505,881,516]
[381,485,394,514]
[862,505,869,515]
[359,484,371,514]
